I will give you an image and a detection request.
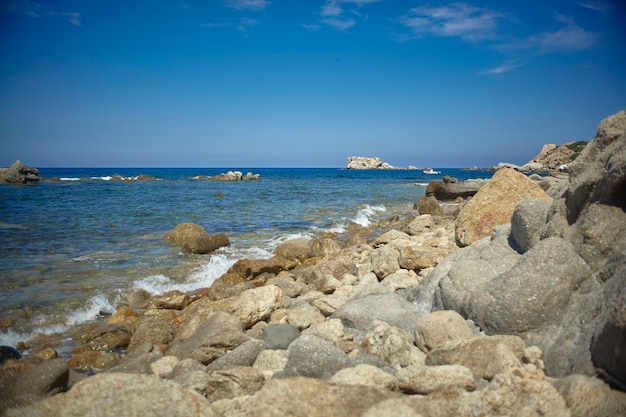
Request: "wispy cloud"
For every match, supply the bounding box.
[483,60,524,75]
[0,0,81,26]
[223,0,270,11]
[301,23,321,31]
[202,17,258,32]
[399,2,505,42]
[577,1,608,13]
[315,0,381,31]
[525,14,597,54]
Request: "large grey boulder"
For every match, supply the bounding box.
[414,110,626,384]
[0,160,40,184]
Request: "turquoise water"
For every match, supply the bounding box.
[0,167,493,347]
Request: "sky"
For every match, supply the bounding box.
[1,0,625,168]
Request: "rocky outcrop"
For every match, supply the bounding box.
[194,171,260,181]
[414,110,626,387]
[492,141,588,173]
[454,169,552,247]
[345,156,419,170]
[0,160,40,184]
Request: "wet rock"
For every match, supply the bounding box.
[182,233,230,254]
[162,222,209,244]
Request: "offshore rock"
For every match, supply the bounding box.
[0,160,40,184]
[346,156,397,170]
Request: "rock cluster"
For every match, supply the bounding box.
[194,171,260,181]
[492,141,588,172]
[0,160,40,184]
[345,156,418,170]
[1,111,625,417]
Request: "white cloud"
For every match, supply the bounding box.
[224,0,270,11]
[315,0,380,31]
[399,2,505,42]
[301,23,321,31]
[531,14,597,53]
[483,60,524,75]
[577,1,608,13]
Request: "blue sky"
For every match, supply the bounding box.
[1,0,624,168]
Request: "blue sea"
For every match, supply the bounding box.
[0,167,493,349]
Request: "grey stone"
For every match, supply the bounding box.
[331,293,421,335]
[275,334,356,379]
[261,323,300,349]
[510,198,552,252]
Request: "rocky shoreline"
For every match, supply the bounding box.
[1,110,625,416]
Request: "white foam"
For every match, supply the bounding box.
[133,253,238,295]
[353,204,387,227]
[0,294,118,348]
[59,177,80,181]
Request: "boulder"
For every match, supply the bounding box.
[0,160,40,184]
[212,285,284,328]
[414,310,474,353]
[205,366,265,401]
[552,374,626,417]
[168,311,250,364]
[455,169,552,247]
[415,195,444,216]
[274,237,314,261]
[261,323,301,349]
[0,359,69,413]
[126,317,175,353]
[205,339,267,372]
[425,178,487,201]
[396,364,475,394]
[248,377,399,417]
[425,335,525,380]
[162,222,209,245]
[330,364,398,390]
[275,334,356,379]
[510,198,552,252]
[5,372,219,417]
[331,293,422,335]
[182,233,230,254]
[361,320,426,368]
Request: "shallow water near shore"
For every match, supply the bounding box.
[0,167,493,349]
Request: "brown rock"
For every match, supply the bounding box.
[455,169,552,247]
[206,366,265,401]
[415,195,444,216]
[182,233,230,254]
[107,305,142,326]
[162,222,209,245]
[414,310,474,353]
[248,377,400,417]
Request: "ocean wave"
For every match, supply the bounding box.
[0,294,117,348]
[353,204,387,227]
[59,177,81,181]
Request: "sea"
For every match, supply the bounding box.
[0,167,494,351]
